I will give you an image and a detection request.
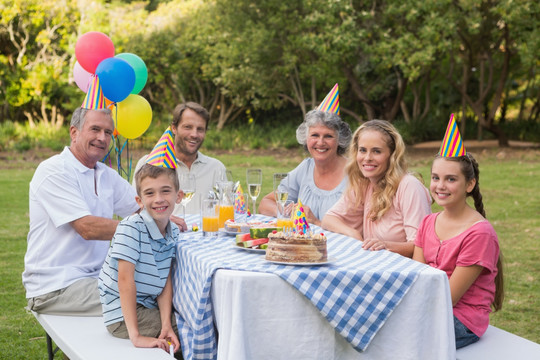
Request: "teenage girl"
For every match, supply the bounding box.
[413,153,504,349]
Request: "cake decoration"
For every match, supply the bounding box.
[293,200,309,233]
[234,184,247,215]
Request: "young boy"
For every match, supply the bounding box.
[99,163,182,355]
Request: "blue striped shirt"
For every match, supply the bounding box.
[98,209,178,326]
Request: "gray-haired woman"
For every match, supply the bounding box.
[259,109,352,226]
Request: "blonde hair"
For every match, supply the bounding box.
[345,120,407,221]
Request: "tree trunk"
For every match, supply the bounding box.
[384,70,407,121]
[342,65,376,120]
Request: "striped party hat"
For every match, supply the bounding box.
[317,83,339,115]
[146,127,177,168]
[81,75,106,110]
[439,113,466,157]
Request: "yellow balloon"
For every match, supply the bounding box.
[113,94,152,139]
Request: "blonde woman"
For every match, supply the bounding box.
[321,120,431,257]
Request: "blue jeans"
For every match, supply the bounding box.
[454,315,480,349]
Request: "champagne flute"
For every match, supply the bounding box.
[179,174,196,219]
[246,168,262,215]
[273,173,289,207]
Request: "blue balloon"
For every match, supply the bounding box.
[96,58,135,103]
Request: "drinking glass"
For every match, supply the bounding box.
[246,168,262,214]
[276,199,294,231]
[273,173,289,210]
[201,199,219,236]
[179,174,196,219]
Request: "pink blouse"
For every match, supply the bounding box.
[415,213,499,337]
[326,174,432,242]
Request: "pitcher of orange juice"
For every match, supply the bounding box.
[218,183,235,229]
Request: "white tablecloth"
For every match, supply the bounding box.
[173,215,455,360]
[212,268,455,360]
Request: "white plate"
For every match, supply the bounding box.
[219,228,247,236]
[232,241,266,253]
[262,256,336,266]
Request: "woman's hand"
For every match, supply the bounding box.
[362,238,387,251]
[301,204,321,227]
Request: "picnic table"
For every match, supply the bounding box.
[172,215,455,360]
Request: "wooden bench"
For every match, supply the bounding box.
[456,325,540,360]
[32,312,173,360]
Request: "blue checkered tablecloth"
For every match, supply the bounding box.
[172,215,427,360]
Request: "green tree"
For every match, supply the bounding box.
[0,0,79,126]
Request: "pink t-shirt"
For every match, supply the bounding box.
[326,174,432,242]
[415,213,499,337]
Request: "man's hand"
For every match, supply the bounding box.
[170,215,188,232]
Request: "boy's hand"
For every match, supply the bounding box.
[159,326,181,353]
[130,334,171,352]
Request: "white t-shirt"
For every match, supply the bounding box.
[133,151,226,214]
[22,147,139,298]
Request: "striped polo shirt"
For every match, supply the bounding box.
[98,209,179,326]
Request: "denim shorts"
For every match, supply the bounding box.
[454,315,480,349]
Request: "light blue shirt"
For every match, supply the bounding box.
[280,158,347,220]
[98,209,178,326]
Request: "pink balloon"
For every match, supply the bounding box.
[75,31,115,73]
[73,61,92,92]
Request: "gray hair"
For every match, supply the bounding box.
[71,107,113,130]
[296,109,352,155]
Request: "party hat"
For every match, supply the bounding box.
[439,113,466,157]
[81,75,106,110]
[292,200,309,234]
[146,127,177,168]
[317,83,339,115]
[234,184,246,214]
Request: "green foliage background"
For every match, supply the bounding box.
[1,0,539,147]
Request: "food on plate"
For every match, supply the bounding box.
[250,227,282,239]
[235,233,268,249]
[266,231,327,263]
[237,237,269,248]
[224,219,278,233]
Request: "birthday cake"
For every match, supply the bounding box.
[265,231,327,263]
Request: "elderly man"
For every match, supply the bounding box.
[134,102,226,229]
[23,107,139,316]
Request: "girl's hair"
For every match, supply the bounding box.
[345,120,407,221]
[296,109,352,155]
[439,153,504,311]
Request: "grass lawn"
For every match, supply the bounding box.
[1,146,538,358]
